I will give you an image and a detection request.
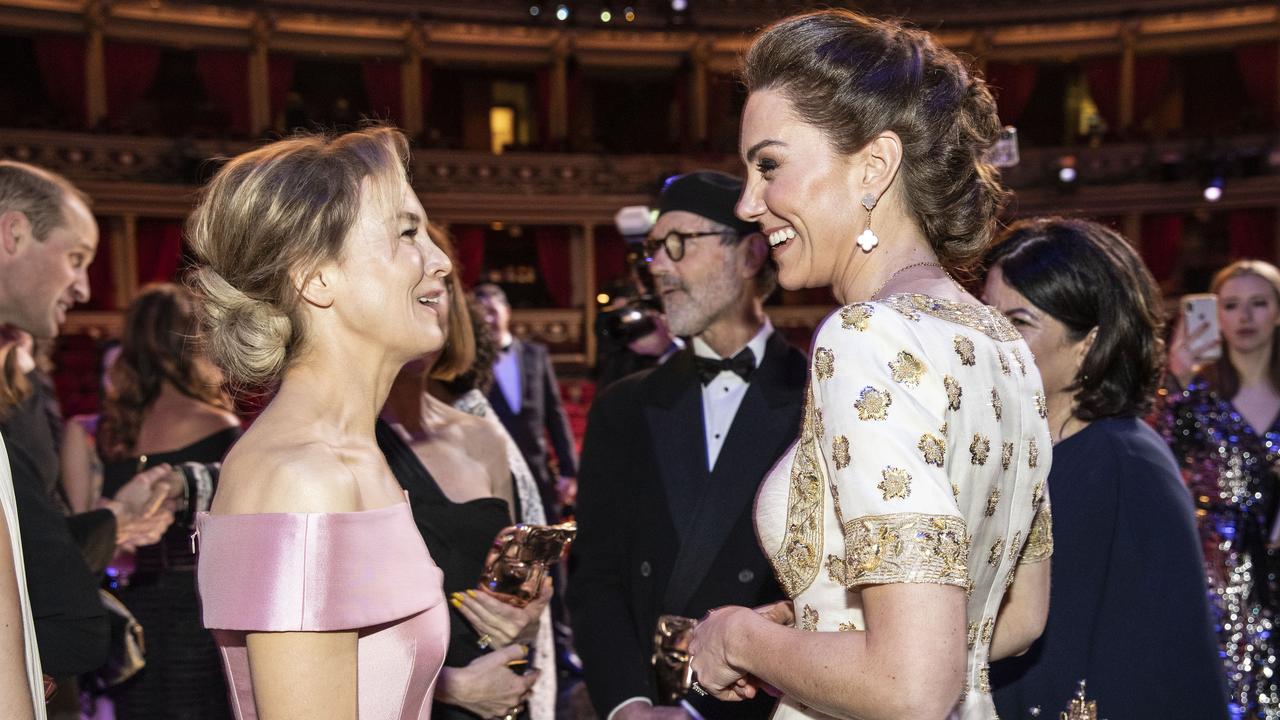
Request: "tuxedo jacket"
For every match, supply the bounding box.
[568,331,807,720]
[488,339,578,496]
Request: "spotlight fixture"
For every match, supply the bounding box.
[1055,155,1077,190]
[624,6,636,21]
[529,4,540,16]
[555,4,570,21]
[1203,177,1224,203]
[671,0,687,11]
[600,9,612,21]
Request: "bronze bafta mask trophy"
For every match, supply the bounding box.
[652,614,698,704]
[479,521,577,606]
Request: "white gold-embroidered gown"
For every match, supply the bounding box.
[755,295,1054,720]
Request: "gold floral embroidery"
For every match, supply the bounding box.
[1001,442,1014,471]
[889,351,926,388]
[878,467,912,500]
[855,387,892,421]
[838,621,859,632]
[978,664,991,694]
[814,406,825,439]
[1032,480,1045,508]
[1011,346,1027,375]
[799,605,819,631]
[842,513,970,589]
[1008,530,1025,561]
[988,538,1005,566]
[1005,566,1017,589]
[826,554,848,585]
[918,433,946,467]
[840,303,873,331]
[814,347,835,380]
[1021,503,1054,564]
[1034,390,1048,419]
[954,335,976,366]
[770,388,824,597]
[832,435,851,470]
[991,387,1003,421]
[951,481,961,500]
[944,375,962,411]
[980,617,995,645]
[966,620,979,649]
[970,433,990,466]
[880,294,1021,341]
[997,350,1011,376]
[1028,438,1039,468]
[985,485,1000,516]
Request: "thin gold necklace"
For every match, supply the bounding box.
[869,261,950,300]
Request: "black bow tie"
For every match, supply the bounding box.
[694,347,756,386]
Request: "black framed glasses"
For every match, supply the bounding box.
[643,230,736,262]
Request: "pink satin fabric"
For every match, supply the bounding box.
[196,503,449,719]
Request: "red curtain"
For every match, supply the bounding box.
[195,49,250,136]
[534,227,572,308]
[1082,56,1121,129]
[1228,208,1277,262]
[84,217,116,311]
[593,226,628,289]
[1140,213,1183,284]
[453,225,486,288]
[1235,43,1279,129]
[135,218,185,286]
[984,62,1038,125]
[33,35,87,127]
[268,54,296,126]
[535,66,551,148]
[1132,55,1171,127]
[104,42,162,128]
[361,59,403,126]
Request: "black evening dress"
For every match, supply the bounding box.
[101,426,238,720]
[376,419,528,720]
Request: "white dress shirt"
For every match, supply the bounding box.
[494,339,522,414]
[692,319,774,471]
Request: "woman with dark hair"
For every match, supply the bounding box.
[686,9,1052,720]
[983,217,1227,719]
[95,283,240,719]
[379,225,549,720]
[1158,259,1280,719]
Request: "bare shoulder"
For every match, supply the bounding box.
[213,428,362,516]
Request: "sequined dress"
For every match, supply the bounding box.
[1156,377,1280,719]
[755,295,1053,720]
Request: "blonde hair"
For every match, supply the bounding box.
[425,223,477,383]
[185,126,411,386]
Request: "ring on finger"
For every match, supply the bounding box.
[476,633,492,650]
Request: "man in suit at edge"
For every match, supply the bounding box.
[474,282,579,519]
[569,171,807,720]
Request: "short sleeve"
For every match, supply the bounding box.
[815,304,969,591]
[197,504,444,632]
[1019,483,1053,564]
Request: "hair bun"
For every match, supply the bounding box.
[187,266,292,387]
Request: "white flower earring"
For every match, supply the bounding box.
[856,192,879,253]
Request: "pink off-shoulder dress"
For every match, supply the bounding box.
[196,502,450,719]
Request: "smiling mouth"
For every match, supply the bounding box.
[767,227,796,248]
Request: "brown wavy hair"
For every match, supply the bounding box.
[1200,260,1280,399]
[97,283,230,461]
[743,9,1008,269]
[425,223,477,384]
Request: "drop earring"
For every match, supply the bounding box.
[856,192,879,253]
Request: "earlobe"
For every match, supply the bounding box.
[1075,326,1099,372]
[298,268,336,309]
[859,132,904,198]
[741,233,768,277]
[0,211,30,256]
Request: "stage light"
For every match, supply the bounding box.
[555,4,570,21]
[597,293,611,305]
[529,5,540,16]
[624,6,636,21]
[671,0,687,11]
[600,9,612,21]
[1203,177,1224,202]
[1055,155,1077,190]
[1058,166,1077,183]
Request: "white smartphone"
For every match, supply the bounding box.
[1182,293,1222,362]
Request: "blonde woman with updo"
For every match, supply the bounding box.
[688,10,1052,720]
[189,127,452,719]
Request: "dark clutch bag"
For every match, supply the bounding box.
[479,521,576,607]
[651,614,698,705]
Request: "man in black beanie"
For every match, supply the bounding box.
[569,170,807,720]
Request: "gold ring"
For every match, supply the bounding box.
[476,633,492,650]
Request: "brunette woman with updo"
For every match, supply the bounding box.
[96,283,239,719]
[686,10,1052,720]
[189,127,452,719]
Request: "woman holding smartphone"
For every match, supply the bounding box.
[1158,259,1280,719]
